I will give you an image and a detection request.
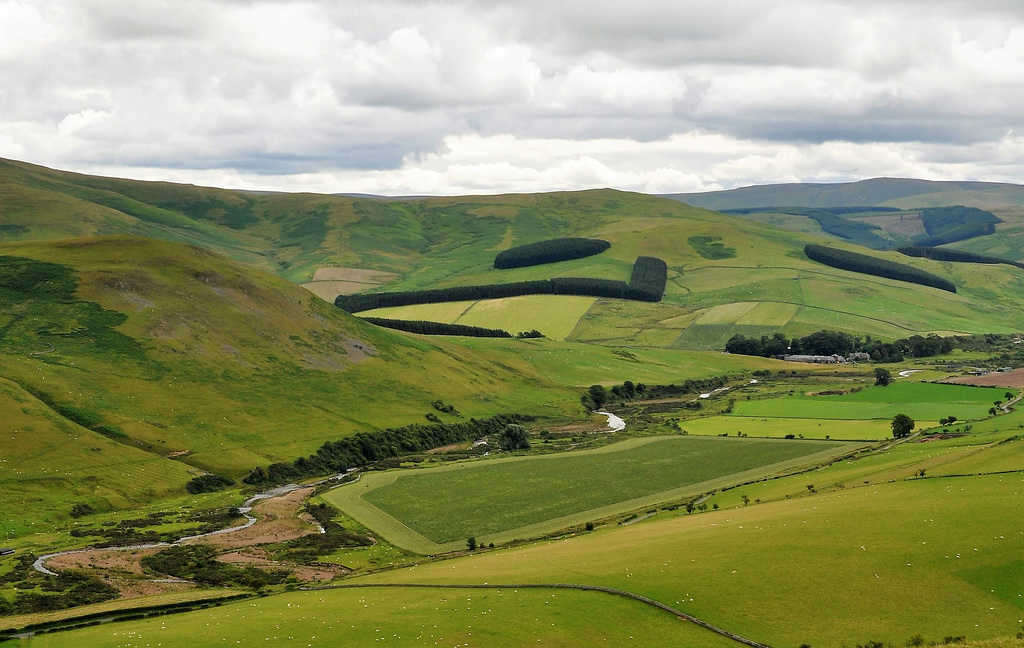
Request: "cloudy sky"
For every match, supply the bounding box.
[2,0,1024,195]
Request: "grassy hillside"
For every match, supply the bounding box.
[0,236,603,545]
[7,159,1024,345]
[38,401,1023,648]
[667,177,1024,210]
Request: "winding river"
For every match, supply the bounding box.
[32,484,308,575]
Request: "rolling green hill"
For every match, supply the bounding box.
[6,159,1024,348]
[666,177,1024,211]
[4,160,1024,646]
[0,236,588,544]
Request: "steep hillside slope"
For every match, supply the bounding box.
[0,236,573,481]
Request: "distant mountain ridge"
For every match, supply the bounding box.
[664,177,1024,211]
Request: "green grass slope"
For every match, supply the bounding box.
[0,377,196,543]
[0,236,576,497]
[352,432,1024,648]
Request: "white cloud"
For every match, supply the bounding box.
[2,0,1024,193]
[0,1,52,59]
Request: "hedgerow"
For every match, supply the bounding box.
[243,413,533,486]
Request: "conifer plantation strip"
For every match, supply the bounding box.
[897,246,1024,269]
[493,237,611,269]
[362,317,513,337]
[626,256,668,301]
[335,277,636,313]
[803,244,956,293]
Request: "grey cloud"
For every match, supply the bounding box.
[2,0,1023,187]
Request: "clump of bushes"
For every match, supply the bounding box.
[279,503,373,563]
[142,545,289,589]
[186,473,235,494]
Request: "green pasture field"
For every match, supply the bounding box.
[449,337,789,387]
[694,301,759,324]
[673,323,776,350]
[734,301,800,326]
[928,437,1024,476]
[567,299,698,346]
[324,436,857,552]
[457,295,596,340]
[733,382,1006,422]
[24,585,738,648]
[699,409,1024,510]
[355,469,1024,648]
[0,589,239,633]
[364,295,598,341]
[678,415,897,440]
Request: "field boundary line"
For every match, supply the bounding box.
[564,296,599,340]
[307,581,771,648]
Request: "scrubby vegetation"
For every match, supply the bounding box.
[279,503,373,563]
[897,246,1024,269]
[243,413,533,486]
[141,545,290,589]
[626,256,668,302]
[69,509,244,547]
[687,235,736,259]
[582,376,730,410]
[804,244,956,293]
[493,237,610,269]
[185,473,235,494]
[0,570,119,616]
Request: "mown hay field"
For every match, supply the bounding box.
[678,415,896,440]
[324,436,856,552]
